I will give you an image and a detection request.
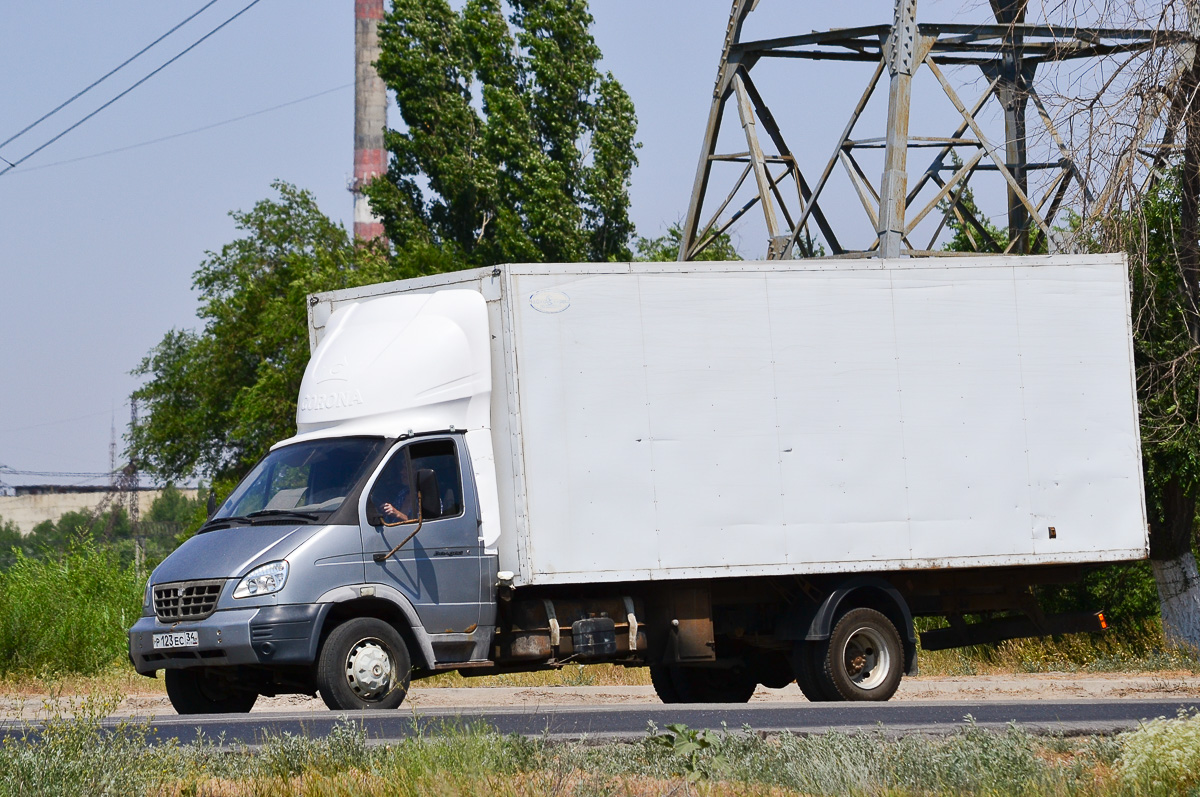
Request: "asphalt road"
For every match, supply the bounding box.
[40,699,1200,746]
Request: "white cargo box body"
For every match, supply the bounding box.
[309,255,1147,587]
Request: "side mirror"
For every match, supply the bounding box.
[365,498,384,527]
[206,490,217,519]
[416,469,442,519]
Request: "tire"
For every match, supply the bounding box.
[317,617,412,710]
[164,668,258,715]
[649,664,683,703]
[791,641,838,702]
[649,664,757,703]
[816,608,903,701]
[752,653,795,690]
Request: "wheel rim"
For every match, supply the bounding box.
[840,625,890,691]
[344,638,394,700]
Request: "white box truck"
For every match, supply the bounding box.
[129,254,1147,712]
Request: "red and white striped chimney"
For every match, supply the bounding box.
[353,0,386,241]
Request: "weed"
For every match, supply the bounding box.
[0,540,142,676]
[1118,708,1200,794]
[0,694,169,797]
[646,722,728,781]
[255,718,369,779]
[14,707,1200,796]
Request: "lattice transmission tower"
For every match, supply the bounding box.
[679,0,1187,261]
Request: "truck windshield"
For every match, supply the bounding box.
[214,438,388,521]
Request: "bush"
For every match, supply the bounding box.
[0,541,142,675]
[1119,709,1200,794]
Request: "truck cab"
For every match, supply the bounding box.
[129,431,498,711]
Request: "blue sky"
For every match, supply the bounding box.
[0,0,1009,484]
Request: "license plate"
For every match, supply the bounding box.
[153,631,199,650]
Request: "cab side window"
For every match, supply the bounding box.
[409,439,463,518]
[368,449,415,523]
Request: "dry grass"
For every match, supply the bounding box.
[160,771,797,797]
[0,662,652,698]
[917,620,1200,676]
[416,663,652,688]
[0,664,164,698]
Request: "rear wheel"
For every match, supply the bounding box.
[648,664,682,703]
[816,608,903,701]
[165,668,258,715]
[317,617,412,710]
[649,664,757,703]
[752,652,795,690]
[791,641,838,702]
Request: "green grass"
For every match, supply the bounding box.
[0,541,142,676]
[14,704,1200,796]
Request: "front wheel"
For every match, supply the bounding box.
[164,668,258,714]
[317,617,412,710]
[815,607,903,701]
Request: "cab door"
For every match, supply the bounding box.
[360,436,485,650]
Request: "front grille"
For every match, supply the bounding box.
[153,579,224,621]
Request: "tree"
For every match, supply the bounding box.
[364,0,639,265]
[1101,171,1200,649]
[636,223,741,262]
[130,182,448,485]
[0,517,22,570]
[938,153,1045,254]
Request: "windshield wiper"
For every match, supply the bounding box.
[197,510,323,534]
[197,515,255,533]
[245,510,322,522]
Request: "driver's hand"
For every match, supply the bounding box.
[381,502,408,521]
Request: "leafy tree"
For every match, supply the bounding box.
[938,162,1010,254]
[0,517,22,570]
[129,183,448,484]
[9,487,210,571]
[1103,170,1200,646]
[636,223,741,262]
[20,506,130,567]
[143,483,208,543]
[365,0,639,265]
[938,153,1050,255]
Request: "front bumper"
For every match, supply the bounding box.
[128,604,329,675]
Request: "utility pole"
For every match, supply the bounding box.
[352,0,387,242]
[120,400,143,577]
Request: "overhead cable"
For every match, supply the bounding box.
[0,0,267,178]
[0,0,222,152]
[0,465,115,478]
[8,83,352,175]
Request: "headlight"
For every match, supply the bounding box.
[143,577,153,612]
[233,560,289,598]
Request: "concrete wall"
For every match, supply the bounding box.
[0,489,199,535]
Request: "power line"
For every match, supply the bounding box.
[0,408,118,435]
[6,83,352,175]
[0,465,115,479]
[0,0,267,178]
[0,0,222,152]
